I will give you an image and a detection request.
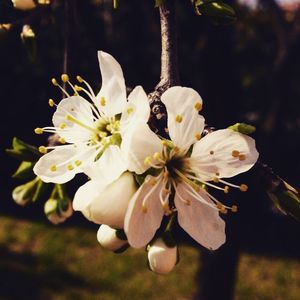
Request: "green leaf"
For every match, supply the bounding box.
[12,161,35,179]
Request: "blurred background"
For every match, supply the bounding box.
[0,0,300,299]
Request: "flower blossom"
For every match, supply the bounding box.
[124,86,259,250]
[33,51,150,184]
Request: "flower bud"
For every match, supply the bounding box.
[97,225,128,252]
[20,25,35,40]
[147,238,178,275]
[12,177,40,206]
[44,185,73,224]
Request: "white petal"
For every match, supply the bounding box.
[121,123,163,174]
[175,182,226,250]
[191,129,259,180]
[97,225,128,251]
[120,86,150,133]
[83,145,127,181]
[124,175,165,248]
[95,51,127,117]
[73,172,137,229]
[161,87,205,150]
[52,96,94,143]
[33,144,96,184]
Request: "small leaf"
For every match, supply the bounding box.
[12,161,35,179]
[228,123,256,135]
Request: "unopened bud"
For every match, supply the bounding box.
[12,177,40,206]
[97,225,128,252]
[12,0,36,10]
[20,25,35,40]
[147,238,178,275]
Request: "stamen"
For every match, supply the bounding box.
[51,78,70,97]
[76,75,84,83]
[34,128,43,134]
[51,78,58,86]
[231,205,238,213]
[66,114,97,133]
[194,101,202,112]
[74,85,82,91]
[75,160,82,166]
[59,137,66,144]
[224,186,230,194]
[38,146,47,154]
[195,132,201,141]
[67,164,74,171]
[59,123,67,129]
[50,165,57,172]
[61,74,69,83]
[175,115,183,123]
[100,97,106,106]
[240,184,248,192]
[232,150,240,157]
[48,99,56,107]
[144,156,152,166]
[127,107,134,114]
[153,152,161,161]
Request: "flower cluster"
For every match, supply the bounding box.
[33,51,259,274]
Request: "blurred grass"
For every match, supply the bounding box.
[1,215,300,300]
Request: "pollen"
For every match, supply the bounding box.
[51,78,58,86]
[153,152,161,161]
[50,165,57,172]
[48,99,55,107]
[67,164,74,171]
[224,186,230,194]
[76,75,84,83]
[144,156,152,165]
[75,160,82,166]
[232,150,240,157]
[195,132,201,141]
[240,184,248,192]
[239,154,246,161]
[175,115,183,123]
[59,123,67,129]
[38,146,47,154]
[61,74,69,82]
[74,85,82,91]
[194,101,202,112]
[34,128,43,134]
[127,107,134,114]
[59,137,66,144]
[100,97,106,106]
[231,205,238,213]
[209,150,214,155]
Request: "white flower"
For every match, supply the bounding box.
[124,86,259,250]
[33,51,150,184]
[147,238,178,275]
[73,169,137,229]
[44,197,73,225]
[97,225,128,252]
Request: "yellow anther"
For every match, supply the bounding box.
[216,203,223,210]
[59,123,66,129]
[61,74,69,82]
[213,177,219,183]
[144,156,152,165]
[224,186,230,194]
[50,165,57,172]
[232,150,240,157]
[175,115,183,123]
[149,178,157,186]
[127,107,134,114]
[210,150,214,155]
[220,207,228,214]
[100,97,106,106]
[59,137,66,144]
[185,199,191,206]
[67,164,74,171]
[48,99,55,107]
[239,154,246,161]
[231,205,238,213]
[74,85,82,91]
[195,132,201,141]
[163,170,169,178]
[51,78,58,86]
[240,184,248,192]
[34,128,43,134]
[216,172,220,176]
[173,146,180,153]
[75,160,82,166]
[76,75,84,83]
[161,140,168,146]
[153,152,161,161]
[38,146,47,154]
[99,132,107,138]
[106,124,112,131]
[194,101,202,112]
[142,205,148,213]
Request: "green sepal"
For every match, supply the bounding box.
[161,231,177,248]
[6,137,40,162]
[193,0,236,24]
[228,123,256,135]
[268,183,300,221]
[32,179,48,202]
[12,161,35,179]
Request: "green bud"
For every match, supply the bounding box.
[6,137,40,162]
[228,123,256,135]
[12,161,35,179]
[12,177,44,206]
